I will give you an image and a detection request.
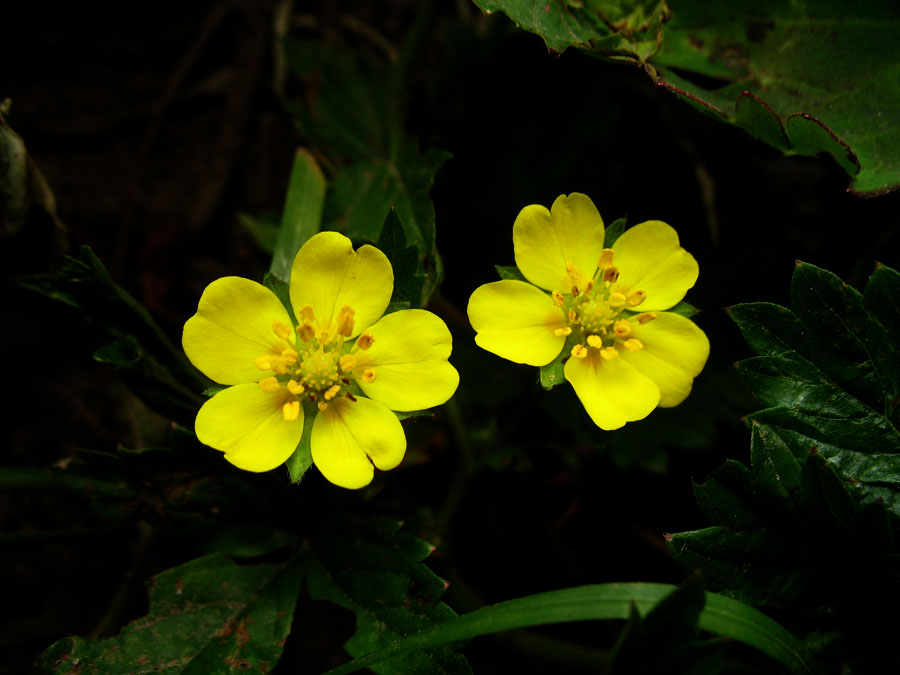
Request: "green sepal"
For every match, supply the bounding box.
[286,398,317,484]
[494,264,527,282]
[665,301,700,319]
[604,217,627,248]
[395,409,434,421]
[539,347,568,390]
[201,384,228,398]
[263,271,298,327]
[378,207,425,307]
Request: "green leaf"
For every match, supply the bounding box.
[324,581,822,675]
[474,1,900,194]
[36,552,304,674]
[378,207,425,307]
[237,211,279,255]
[262,272,298,327]
[539,347,567,390]
[305,513,470,674]
[286,399,316,483]
[270,148,325,280]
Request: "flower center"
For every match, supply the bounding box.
[254,304,377,421]
[553,248,656,361]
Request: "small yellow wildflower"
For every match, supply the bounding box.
[183,231,459,489]
[467,193,709,430]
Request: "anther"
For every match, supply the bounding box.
[339,354,356,372]
[636,312,657,324]
[586,335,603,348]
[281,348,299,364]
[345,392,357,402]
[317,330,331,345]
[255,356,272,371]
[282,400,300,421]
[568,309,577,323]
[626,290,647,307]
[613,319,632,338]
[300,305,316,323]
[324,384,342,400]
[565,262,581,280]
[287,379,304,395]
[554,327,572,337]
[297,323,316,342]
[258,376,280,393]
[317,401,328,412]
[356,332,375,350]
[272,320,292,340]
[602,265,619,283]
[362,369,377,383]
[598,249,614,267]
[552,290,565,307]
[623,338,644,352]
[571,344,588,359]
[600,346,619,360]
[583,280,594,294]
[571,285,580,297]
[336,305,356,337]
[609,293,627,308]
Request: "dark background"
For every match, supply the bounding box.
[3,1,898,672]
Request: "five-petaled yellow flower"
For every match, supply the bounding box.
[467,193,709,430]
[183,231,459,489]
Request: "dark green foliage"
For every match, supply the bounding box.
[378,207,426,307]
[36,553,303,674]
[305,513,471,674]
[670,262,900,672]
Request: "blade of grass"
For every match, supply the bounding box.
[270,148,325,280]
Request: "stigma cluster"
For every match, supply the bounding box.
[254,303,376,421]
[553,248,656,361]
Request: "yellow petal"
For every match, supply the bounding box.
[512,193,605,292]
[610,221,699,311]
[311,396,406,489]
[353,309,459,411]
[195,384,303,472]
[183,277,295,384]
[289,231,393,338]
[564,349,660,430]
[619,311,709,407]
[467,280,567,366]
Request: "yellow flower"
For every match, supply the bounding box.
[183,231,459,489]
[467,193,709,430]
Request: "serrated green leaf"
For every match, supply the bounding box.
[270,149,324,280]
[36,553,303,674]
[305,513,470,675]
[474,1,900,194]
[326,581,822,675]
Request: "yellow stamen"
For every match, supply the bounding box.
[571,285,580,297]
[362,369,377,383]
[552,290,565,307]
[356,332,375,350]
[568,309,577,323]
[258,376,280,393]
[571,344,588,359]
[271,359,288,374]
[339,354,356,372]
[255,355,272,371]
[336,305,356,337]
[583,280,594,294]
[636,312,657,324]
[598,248,614,267]
[609,293,626,308]
[586,335,603,348]
[602,265,619,283]
[623,338,644,352]
[626,290,647,307]
[282,400,300,421]
[317,330,331,345]
[554,327,572,337]
[317,401,328,412]
[600,346,619,360]
[297,323,316,342]
[614,319,632,338]
[281,348,299,364]
[272,320,292,340]
[287,379,304,395]
[324,384,342,400]
[565,262,581,280]
[299,305,316,323]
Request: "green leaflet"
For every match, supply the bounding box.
[472,0,900,194]
[36,553,304,674]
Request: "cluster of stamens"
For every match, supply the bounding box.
[553,248,656,361]
[255,304,376,421]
